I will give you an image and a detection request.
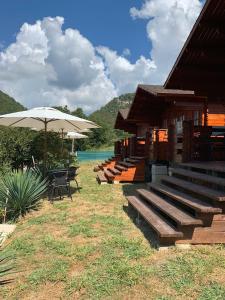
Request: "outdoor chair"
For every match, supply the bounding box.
[68,166,80,193]
[48,170,72,202]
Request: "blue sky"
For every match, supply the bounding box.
[0,0,204,112]
[0,0,150,63]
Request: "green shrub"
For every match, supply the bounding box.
[0,169,48,220]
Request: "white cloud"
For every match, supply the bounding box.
[97,46,156,94]
[0,2,203,113]
[130,0,203,82]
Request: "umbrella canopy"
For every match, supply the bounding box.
[0,107,98,132]
[67,132,88,139]
[66,132,88,154]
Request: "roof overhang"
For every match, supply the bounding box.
[127,85,206,126]
[165,0,225,100]
[114,108,136,133]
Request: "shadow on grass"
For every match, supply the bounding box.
[122,183,158,249]
[46,186,82,202]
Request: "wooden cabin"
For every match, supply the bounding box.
[126,0,225,246]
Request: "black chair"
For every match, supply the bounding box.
[48,170,72,202]
[68,166,80,193]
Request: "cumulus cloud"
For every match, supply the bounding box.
[0,17,118,113]
[130,0,203,82]
[97,46,156,94]
[0,1,203,113]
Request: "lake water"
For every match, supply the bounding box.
[77,151,114,162]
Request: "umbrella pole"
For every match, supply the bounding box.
[44,120,47,171]
[71,138,74,153]
[61,129,64,155]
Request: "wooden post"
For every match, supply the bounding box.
[168,124,175,162]
[154,129,159,161]
[203,99,208,127]
[145,131,150,158]
[182,120,194,163]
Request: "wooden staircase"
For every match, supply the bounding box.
[94,155,121,172]
[127,163,225,246]
[96,156,146,184]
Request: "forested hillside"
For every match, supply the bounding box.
[0,90,25,114]
[90,93,134,127]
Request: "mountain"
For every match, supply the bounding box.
[90,93,134,127]
[0,90,25,114]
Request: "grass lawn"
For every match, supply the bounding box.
[1,161,225,299]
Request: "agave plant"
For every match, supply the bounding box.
[0,169,48,220]
[0,250,14,285]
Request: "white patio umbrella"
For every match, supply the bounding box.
[0,107,99,167]
[66,132,88,153]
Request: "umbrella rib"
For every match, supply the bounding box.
[65,120,83,130]
[6,117,27,127]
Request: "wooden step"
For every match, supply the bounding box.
[127,196,183,238]
[180,162,225,175]
[97,171,108,184]
[118,161,135,168]
[170,168,225,188]
[137,189,203,226]
[108,167,121,175]
[126,158,139,163]
[115,165,127,172]
[162,176,225,202]
[130,156,145,160]
[103,168,115,179]
[93,166,100,172]
[149,183,222,214]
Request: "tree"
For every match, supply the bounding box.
[53,105,70,114]
[72,108,87,119]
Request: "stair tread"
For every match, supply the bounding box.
[137,189,203,226]
[171,168,225,187]
[180,162,225,174]
[130,156,145,160]
[126,158,139,163]
[97,171,108,182]
[118,161,135,168]
[115,165,127,171]
[162,176,225,202]
[127,196,183,238]
[150,183,222,214]
[108,167,121,175]
[103,168,115,178]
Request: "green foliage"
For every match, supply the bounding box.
[0,250,14,285]
[72,107,87,119]
[0,169,48,220]
[0,90,25,114]
[90,93,134,128]
[52,105,70,114]
[0,127,36,170]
